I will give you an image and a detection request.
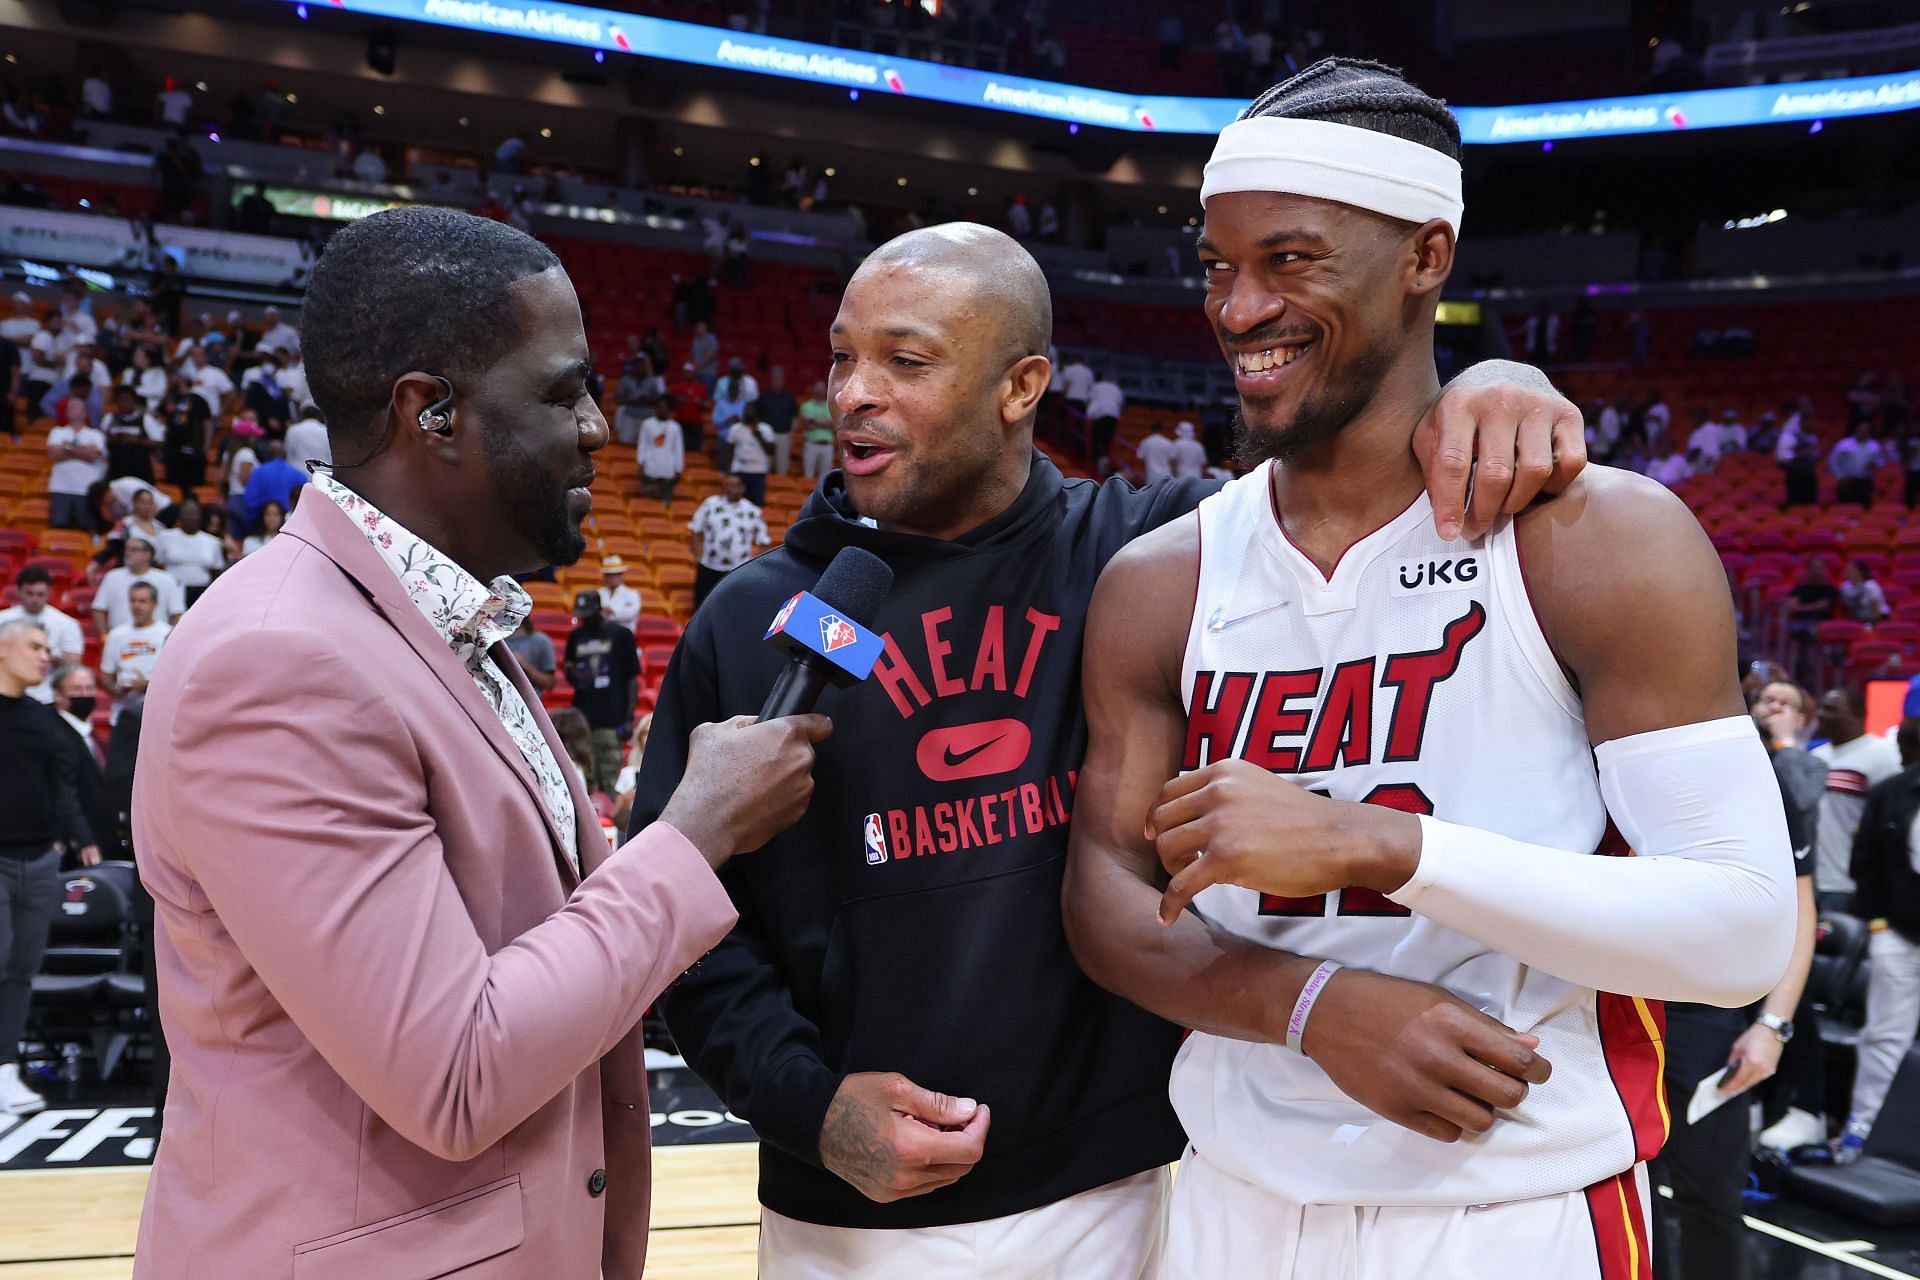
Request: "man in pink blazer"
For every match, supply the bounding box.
[132,207,826,1279]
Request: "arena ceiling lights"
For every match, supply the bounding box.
[278,0,1920,144]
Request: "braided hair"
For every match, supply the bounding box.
[1240,57,1461,162]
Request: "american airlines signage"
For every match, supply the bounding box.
[269,0,1920,142]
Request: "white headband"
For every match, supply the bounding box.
[1200,116,1464,235]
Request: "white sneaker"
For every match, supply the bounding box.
[1757,1106,1826,1152]
[0,1062,45,1116]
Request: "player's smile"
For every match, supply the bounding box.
[1231,339,1317,395]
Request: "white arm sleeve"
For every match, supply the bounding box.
[1387,715,1795,1007]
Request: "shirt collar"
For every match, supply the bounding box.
[313,472,532,671]
[58,709,89,738]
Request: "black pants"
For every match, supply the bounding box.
[736,471,766,507]
[0,849,61,1067]
[164,446,206,493]
[130,873,168,1120]
[1768,982,1825,1122]
[1653,1003,1754,1280]
[1783,468,1819,507]
[1836,476,1874,507]
[1906,469,1920,508]
[1092,416,1119,470]
[693,563,729,611]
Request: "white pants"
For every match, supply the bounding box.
[1161,1149,1650,1280]
[771,430,793,475]
[758,1167,1169,1280]
[802,440,835,481]
[1852,927,1920,1130]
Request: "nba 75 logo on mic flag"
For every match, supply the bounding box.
[821,615,858,653]
[763,589,886,683]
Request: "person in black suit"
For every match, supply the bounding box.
[50,664,114,862]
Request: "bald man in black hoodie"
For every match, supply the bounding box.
[631,223,1587,1277]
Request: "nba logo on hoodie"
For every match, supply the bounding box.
[863,813,888,866]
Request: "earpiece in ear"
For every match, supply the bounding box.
[416,375,456,436]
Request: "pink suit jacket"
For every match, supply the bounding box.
[131,493,737,1279]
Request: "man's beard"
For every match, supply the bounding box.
[481,423,586,567]
[1232,343,1396,467]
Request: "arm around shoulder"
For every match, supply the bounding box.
[1390,469,1796,1005]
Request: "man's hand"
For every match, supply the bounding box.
[1415,360,1586,542]
[1148,759,1420,924]
[819,1072,991,1203]
[1720,1022,1784,1097]
[1305,968,1552,1143]
[659,713,831,869]
[77,845,102,867]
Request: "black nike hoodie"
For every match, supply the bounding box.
[631,453,1215,1228]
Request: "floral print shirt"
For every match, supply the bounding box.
[315,472,578,871]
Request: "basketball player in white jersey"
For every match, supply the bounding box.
[1063,59,1797,1279]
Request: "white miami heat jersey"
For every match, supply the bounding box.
[1172,462,1667,1208]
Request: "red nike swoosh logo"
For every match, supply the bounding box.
[915,719,1032,782]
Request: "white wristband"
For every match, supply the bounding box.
[1285,960,1343,1054]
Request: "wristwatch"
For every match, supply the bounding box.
[1757,1013,1794,1043]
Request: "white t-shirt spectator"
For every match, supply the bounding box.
[122,364,169,409]
[25,329,60,383]
[1812,733,1904,894]
[155,86,192,126]
[258,321,302,355]
[190,362,235,415]
[1830,436,1886,481]
[47,424,107,496]
[1087,379,1125,420]
[1058,360,1095,404]
[154,527,226,590]
[1774,415,1807,464]
[285,416,331,472]
[0,308,40,345]
[1137,432,1175,482]
[1644,400,1671,444]
[688,496,769,572]
[1842,577,1889,624]
[727,421,776,475]
[95,566,184,631]
[637,415,684,480]
[101,618,171,718]
[108,475,160,513]
[1686,422,1725,466]
[598,584,643,631]
[226,445,259,500]
[1594,404,1622,452]
[280,361,311,409]
[1172,433,1208,479]
[1648,452,1692,487]
[60,307,97,347]
[0,604,83,702]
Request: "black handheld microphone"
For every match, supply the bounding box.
[758,546,894,720]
